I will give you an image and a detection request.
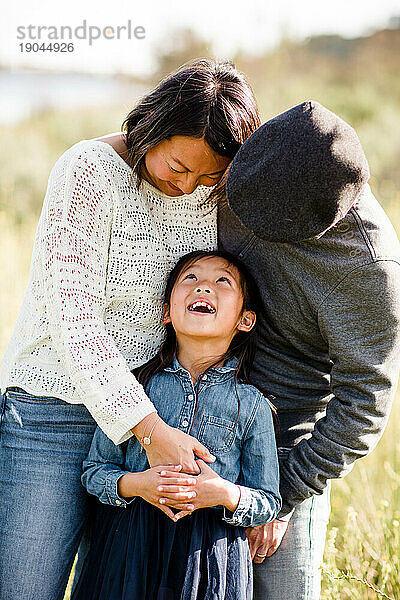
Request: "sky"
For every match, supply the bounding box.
[2,0,400,75]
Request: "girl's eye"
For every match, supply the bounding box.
[217,277,231,284]
[183,273,197,280]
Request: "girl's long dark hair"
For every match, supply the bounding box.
[122,58,260,201]
[133,250,262,390]
[132,250,279,439]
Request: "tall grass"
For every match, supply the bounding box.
[321,394,400,599]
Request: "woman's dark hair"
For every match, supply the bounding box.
[122,58,260,199]
[133,250,262,390]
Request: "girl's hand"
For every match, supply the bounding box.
[132,414,216,474]
[158,459,240,520]
[118,464,198,521]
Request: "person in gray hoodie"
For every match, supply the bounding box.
[218,101,400,599]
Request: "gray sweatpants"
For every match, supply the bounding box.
[253,484,331,600]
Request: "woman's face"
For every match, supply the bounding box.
[143,136,231,197]
[163,256,256,345]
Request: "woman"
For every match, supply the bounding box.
[0,59,260,599]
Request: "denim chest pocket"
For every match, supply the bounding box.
[197,415,237,454]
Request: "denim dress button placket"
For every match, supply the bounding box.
[178,374,197,432]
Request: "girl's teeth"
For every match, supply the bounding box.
[188,301,215,313]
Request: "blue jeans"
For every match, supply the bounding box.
[253,482,331,600]
[0,388,97,600]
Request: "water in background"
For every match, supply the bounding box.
[0,70,146,124]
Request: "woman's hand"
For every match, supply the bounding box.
[132,414,216,474]
[117,464,198,521]
[158,459,240,520]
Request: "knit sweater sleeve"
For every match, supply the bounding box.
[278,259,400,516]
[39,145,156,444]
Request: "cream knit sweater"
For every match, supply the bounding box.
[0,140,217,444]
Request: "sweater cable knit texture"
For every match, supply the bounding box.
[0,140,217,444]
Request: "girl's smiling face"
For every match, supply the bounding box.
[163,256,256,345]
[143,136,230,197]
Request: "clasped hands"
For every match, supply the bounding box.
[118,460,240,523]
[128,414,239,521]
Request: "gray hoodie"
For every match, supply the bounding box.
[218,184,400,517]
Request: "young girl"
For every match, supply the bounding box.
[72,250,281,600]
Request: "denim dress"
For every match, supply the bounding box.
[72,357,281,600]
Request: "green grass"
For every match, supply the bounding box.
[321,393,400,599]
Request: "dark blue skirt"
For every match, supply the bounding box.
[72,498,252,600]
